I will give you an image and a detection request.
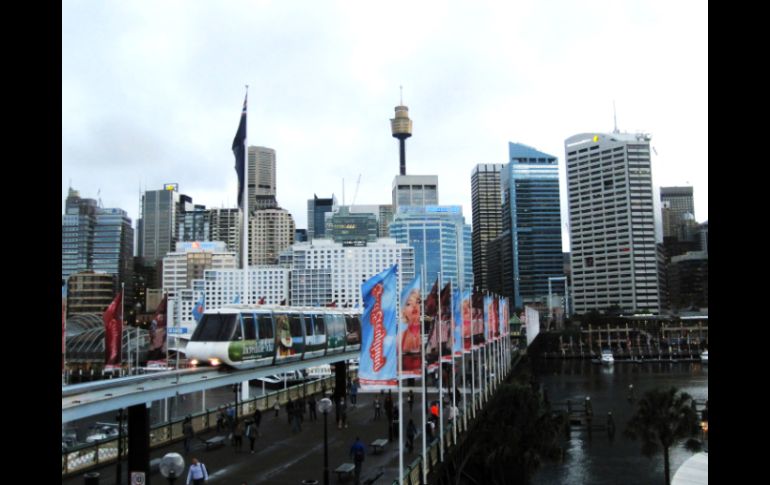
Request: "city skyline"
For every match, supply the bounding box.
[63,1,708,251]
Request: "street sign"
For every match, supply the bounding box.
[167,327,188,335]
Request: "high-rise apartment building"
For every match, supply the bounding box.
[248,146,278,212]
[248,207,296,265]
[62,188,98,281]
[565,132,660,314]
[208,208,241,255]
[471,164,504,291]
[178,204,209,242]
[288,238,415,308]
[502,143,564,308]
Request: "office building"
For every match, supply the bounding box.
[325,206,379,244]
[208,208,241,255]
[660,186,695,240]
[161,241,237,298]
[565,132,660,314]
[248,146,278,212]
[502,143,564,308]
[389,205,472,287]
[307,194,336,240]
[392,175,439,212]
[471,164,504,291]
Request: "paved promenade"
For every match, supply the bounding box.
[64,387,457,485]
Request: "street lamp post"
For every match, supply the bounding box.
[318,397,333,485]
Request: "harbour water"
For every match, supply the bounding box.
[530,358,708,485]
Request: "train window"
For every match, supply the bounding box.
[288,314,304,337]
[243,313,257,340]
[312,314,326,334]
[233,319,242,341]
[304,315,314,337]
[257,314,273,339]
[192,313,238,342]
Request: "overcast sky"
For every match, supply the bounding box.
[62,0,707,251]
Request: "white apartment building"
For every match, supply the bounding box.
[161,241,237,298]
[289,238,415,308]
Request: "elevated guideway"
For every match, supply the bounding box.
[62,350,359,422]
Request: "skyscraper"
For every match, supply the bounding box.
[140,186,181,265]
[502,143,564,309]
[660,186,696,240]
[307,194,336,240]
[471,164,504,291]
[249,207,296,265]
[248,146,278,212]
[208,208,241,255]
[565,132,659,314]
[62,188,134,301]
[389,205,472,287]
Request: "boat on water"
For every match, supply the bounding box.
[600,349,615,364]
[700,350,708,363]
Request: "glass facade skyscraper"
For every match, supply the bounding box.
[307,194,336,240]
[503,143,564,308]
[389,205,472,288]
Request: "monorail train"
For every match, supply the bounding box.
[186,306,362,368]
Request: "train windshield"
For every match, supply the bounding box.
[191,313,239,341]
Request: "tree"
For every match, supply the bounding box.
[624,386,701,485]
[449,378,565,484]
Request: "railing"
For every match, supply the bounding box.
[62,373,351,477]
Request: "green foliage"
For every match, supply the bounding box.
[461,378,565,484]
[624,386,700,485]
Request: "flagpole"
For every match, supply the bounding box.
[420,266,427,484]
[241,86,249,305]
[124,283,129,376]
[397,273,404,485]
[438,272,443,463]
[450,278,456,445]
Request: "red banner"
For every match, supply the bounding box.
[103,293,123,368]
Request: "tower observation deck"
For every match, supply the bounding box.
[390,100,413,175]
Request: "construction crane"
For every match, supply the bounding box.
[350,174,362,206]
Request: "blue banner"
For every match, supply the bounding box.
[359,264,399,390]
[399,273,422,377]
[452,287,463,357]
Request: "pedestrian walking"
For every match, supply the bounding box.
[186,457,208,485]
[252,407,262,437]
[273,399,280,417]
[245,420,256,453]
[350,380,358,406]
[233,419,244,452]
[338,396,348,429]
[286,399,294,425]
[216,406,226,432]
[406,418,417,453]
[373,396,381,420]
[407,389,414,414]
[349,436,366,485]
[182,416,194,454]
[384,391,394,440]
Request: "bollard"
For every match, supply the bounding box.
[83,471,99,485]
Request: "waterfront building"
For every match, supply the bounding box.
[66,271,116,316]
[565,132,660,314]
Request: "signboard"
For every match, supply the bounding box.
[167,327,188,335]
[342,240,367,247]
[164,183,178,192]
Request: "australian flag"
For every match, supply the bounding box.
[192,293,205,323]
[232,93,247,209]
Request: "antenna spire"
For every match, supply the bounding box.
[613,101,619,134]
